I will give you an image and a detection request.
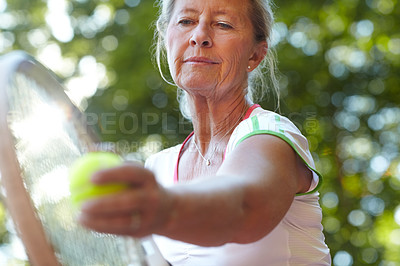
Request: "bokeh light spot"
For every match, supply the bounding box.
[114,9,130,25]
[0,0,6,12]
[348,209,367,227]
[361,195,385,216]
[323,217,341,234]
[125,0,140,8]
[333,251,353,266]
[355,20,374,37]
[361,248,378,264]
[101,35,119,51]
[370,155,390,174]
[394,205,400,226]
[388,38,400,54]
[390,229,400,245]
[322,192,339,209]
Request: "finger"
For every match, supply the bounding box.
[79,209,149,237]
[91,162,154,186]
[80,188,145,215]
[78,212,134,235]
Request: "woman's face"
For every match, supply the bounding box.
[166,0,266,99]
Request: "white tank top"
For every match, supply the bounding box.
[145,106,331,265]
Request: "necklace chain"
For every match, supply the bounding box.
[192,107,247,166]
[192,138,213,166]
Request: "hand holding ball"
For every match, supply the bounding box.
[69,152,127,208]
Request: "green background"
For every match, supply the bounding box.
[0,0,399,265]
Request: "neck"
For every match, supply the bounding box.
[189,94,251,152]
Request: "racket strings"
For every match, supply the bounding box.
[5,70,145,265]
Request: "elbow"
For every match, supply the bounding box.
[231,217,281,244]
[230,197,293,244]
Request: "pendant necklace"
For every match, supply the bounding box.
[192,137,214,166]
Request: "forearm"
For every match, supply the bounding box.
[156,174,281,247]
[159,176,245,246]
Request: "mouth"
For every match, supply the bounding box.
[183,57,219,65]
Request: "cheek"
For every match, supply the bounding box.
[221,45,250,75]
[221,38,252,64]
[166,27,185,55]
[236,41,253,65]
[166,32,185,69]
[166,48,185,86]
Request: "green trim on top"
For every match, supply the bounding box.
[251,115,260,130]
[274,114,285,133]
[235,130,323,196]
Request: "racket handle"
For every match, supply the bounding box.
[141,236,170,266]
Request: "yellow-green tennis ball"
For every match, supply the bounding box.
[69,152,126,208]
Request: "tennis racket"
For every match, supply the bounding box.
[0,51,167,266]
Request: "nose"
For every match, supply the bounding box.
[190,23,212,48]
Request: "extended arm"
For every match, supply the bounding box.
[78,134,312,246]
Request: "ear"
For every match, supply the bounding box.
[247,41,268,72]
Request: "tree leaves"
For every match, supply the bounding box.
[1,0,399,264]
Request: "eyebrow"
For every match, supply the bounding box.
[177,8,199,15]
[175,7,243,25]
[214,10,229,16]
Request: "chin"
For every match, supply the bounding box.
[179,67,218,84]
[181,83,216,95]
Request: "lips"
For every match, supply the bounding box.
[183,57,219,64]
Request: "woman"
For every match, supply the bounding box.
[79,0,331,264]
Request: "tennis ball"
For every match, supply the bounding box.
[69,152,127,208]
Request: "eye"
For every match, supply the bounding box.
[178,19,195,26]
[217,22,233,30]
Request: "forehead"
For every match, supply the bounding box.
[172,0,250,17]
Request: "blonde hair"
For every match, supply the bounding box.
[154,0,280,119]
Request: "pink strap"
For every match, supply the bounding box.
[243,104,260,120]
[174,104,260,183]
[174,131,194,183]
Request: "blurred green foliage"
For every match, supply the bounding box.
[0,0,399,265]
